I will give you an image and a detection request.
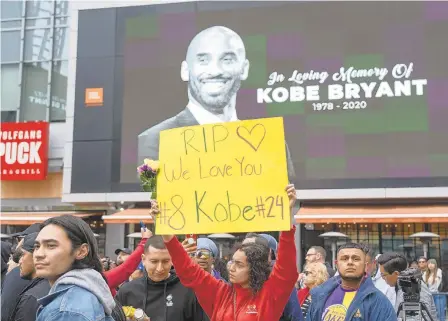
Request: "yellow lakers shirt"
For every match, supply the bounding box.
[322,286,357,321]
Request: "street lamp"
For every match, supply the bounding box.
[319,232,349,270]
[409,232,440,258]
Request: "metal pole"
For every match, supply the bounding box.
[331,240,337,270]
[422,242,428,258]
[294,200,302,271]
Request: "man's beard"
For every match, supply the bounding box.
[20,270,34,280]
[189,78,241,115]
[341,273,364,282]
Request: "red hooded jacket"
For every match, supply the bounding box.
[104,238,147,296]
[165,228,298,321]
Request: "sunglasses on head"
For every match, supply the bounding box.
[189,250,212,259]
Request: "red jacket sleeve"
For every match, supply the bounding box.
[264,228,298,303]
[104,238,147,291]
[298,287,310,306]
[165,236,230,317]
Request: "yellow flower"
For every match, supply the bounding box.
[122,306,136,317]
[144,159,160,171]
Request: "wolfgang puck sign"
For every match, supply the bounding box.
[0,122,49,180]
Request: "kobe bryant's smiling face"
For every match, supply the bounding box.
[181,27,250,114]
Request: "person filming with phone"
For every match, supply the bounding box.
[151,184,299,321]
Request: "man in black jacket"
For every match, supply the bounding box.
[1,241,12,289]
[1,224,41,321]
[8,232,50,321]
[117,236,206,321]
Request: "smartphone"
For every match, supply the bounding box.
[140,221,147,231]
[186,234,197,245]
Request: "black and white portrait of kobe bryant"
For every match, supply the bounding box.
[137,26,295,181]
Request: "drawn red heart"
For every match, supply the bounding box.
[236,123,266,152]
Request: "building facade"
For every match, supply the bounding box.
[2,1,448,268]
[1,0,69,123]
[0,1,110,254]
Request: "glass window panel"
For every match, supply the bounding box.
[1,20,22,29]
[440,223,448,236]
[368,241,380,256]
[402,245,416,262]
[55,17,69,26]
[55,1,69,16]
[53,28,69,60]
[21,62,50,121]
[24,29,52,61]
[441,238,448,270]
[345,224,356,241]
[414,242,425,260]
[1,1,23,19]
[429,223,439,234]
[381,224,394,253]
[1,31,21,63]
[409,239,418,260]
[1,64,20,112]
[358,224,369,243]
[317,223,330,232]
[429,242,441,263]
[414,223,424,232]
[1,111,17,123]
[25,1,53,18]
[25,18,52,28]
[50,61,67,121]
[403,223,413,237]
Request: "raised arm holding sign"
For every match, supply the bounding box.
[151,185,298,321]
[155,117,291,235]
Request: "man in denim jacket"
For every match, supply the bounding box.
[34,215,116,321]
[306,243,397,321]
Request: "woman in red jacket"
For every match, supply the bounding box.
[104,228,152,296]
[154,184,298,321]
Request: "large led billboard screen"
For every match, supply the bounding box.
[65,1,448,201]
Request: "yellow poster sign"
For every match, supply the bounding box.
[155,117,289,235]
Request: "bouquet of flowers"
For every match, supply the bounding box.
[137,159,160,199]
[123,306,150,320]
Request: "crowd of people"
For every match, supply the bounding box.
[1,185,447,321]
